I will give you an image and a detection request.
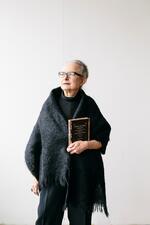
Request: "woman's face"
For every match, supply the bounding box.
[59,63,87,94]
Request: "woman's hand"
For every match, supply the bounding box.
[67,140,88,154]
[31,178,40,196]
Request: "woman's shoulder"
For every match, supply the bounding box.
[84,92,99,109]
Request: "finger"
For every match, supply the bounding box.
[67,146,77,152]
[67,146,76,152]
[34,190,39,196]
[34,189,39,195]
[31,185,39,195]
[35,185,39,195]
[31,187,36,195]
[70,149,77,154]
[68,143,74,148]
[68,141,80,148]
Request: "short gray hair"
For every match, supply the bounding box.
[69,60,89,78]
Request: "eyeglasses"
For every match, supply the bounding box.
[58,71,83,78]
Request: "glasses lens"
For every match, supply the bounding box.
[58,72,65,77]
[67,72,75,76]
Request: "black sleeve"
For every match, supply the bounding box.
[94,115,111,155]
[89,98,111,154]
[25,121,42,180]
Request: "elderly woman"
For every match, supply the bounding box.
[25,60,111,225]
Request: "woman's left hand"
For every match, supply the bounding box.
[67,140,88,154]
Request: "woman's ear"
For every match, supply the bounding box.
[81,77,87,86]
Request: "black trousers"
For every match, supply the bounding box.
[35,184,92,225]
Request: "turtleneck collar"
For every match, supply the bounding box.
[61,89,82,102]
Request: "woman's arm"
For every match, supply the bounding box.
[86,140,102,149]
[67,140,102,154]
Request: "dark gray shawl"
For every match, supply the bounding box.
[25,87,111,216]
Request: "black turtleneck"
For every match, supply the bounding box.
[58,90,82,119]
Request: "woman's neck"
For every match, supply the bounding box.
[63,89,79,97]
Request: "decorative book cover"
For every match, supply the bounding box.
[68,117,90,144]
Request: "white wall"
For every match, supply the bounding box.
[0,0,150,224]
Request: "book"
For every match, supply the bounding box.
[68,117,90,144]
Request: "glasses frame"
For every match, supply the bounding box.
[58,71,83,78]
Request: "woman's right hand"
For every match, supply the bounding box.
[31,178,40,196]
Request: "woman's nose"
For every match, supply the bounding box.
[64,74,69,79]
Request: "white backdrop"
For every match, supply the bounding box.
[0,0,150,225]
